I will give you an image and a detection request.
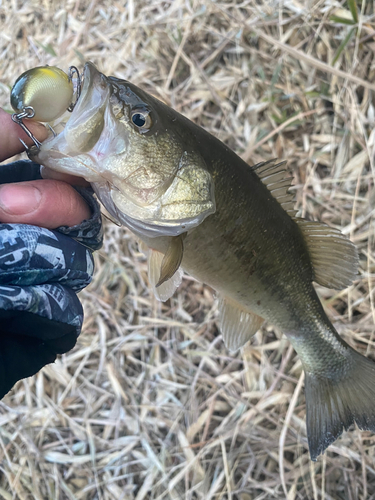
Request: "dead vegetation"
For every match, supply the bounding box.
[0,0,375,498]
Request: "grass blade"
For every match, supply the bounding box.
[332,27,356,66]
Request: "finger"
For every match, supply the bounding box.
[40,165,90,187]
[0,179,91,228]
[0,108,49,162]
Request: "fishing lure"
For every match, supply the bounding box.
[10,65,81,148]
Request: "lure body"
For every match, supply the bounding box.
[11,66,73,122]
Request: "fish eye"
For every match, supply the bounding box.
[131,111,152,130]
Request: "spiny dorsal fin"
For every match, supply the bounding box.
[252,159,297,216]
[297,219,358,290]
[218,296,264,351]
[148,248,183,301]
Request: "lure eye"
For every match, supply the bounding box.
[131,111,152,130]
[11,66,74,122]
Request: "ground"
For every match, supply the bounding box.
[0,0,375,499]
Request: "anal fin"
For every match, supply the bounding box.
[218,296,264,351]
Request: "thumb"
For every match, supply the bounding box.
[0,180,91,228]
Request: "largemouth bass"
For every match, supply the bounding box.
[21,62,375,460]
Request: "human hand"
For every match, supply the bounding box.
[0,108,103,400]
[0,108,91,228]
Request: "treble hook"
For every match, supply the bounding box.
[11,107,42,150]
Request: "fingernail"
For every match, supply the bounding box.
[0,184,42,215]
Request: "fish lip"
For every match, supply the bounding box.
[73,61,108,115]
[76,62,94,109]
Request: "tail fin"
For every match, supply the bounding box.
[305,351,375,460]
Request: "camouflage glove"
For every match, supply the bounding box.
[0,160,102,399]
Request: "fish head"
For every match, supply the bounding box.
[31,62,215,238]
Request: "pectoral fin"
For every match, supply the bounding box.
[156,235,184,287]
[148,244,183,302]
[219,296,264,351]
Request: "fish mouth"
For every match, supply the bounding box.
[62,61,112,153]
[37,61,110,142]
[29,62,115,181]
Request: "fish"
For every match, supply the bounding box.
[21,62,375,460]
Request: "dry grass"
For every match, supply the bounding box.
[1,0,375,498]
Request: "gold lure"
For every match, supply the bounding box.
[10,65,81,148]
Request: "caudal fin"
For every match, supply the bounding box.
[305,351,375,460]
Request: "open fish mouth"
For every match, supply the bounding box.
[30,63,118,182]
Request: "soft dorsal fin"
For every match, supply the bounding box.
[252,160,358,289]
[297,219,358,290]
[218,296,264,351]
[252,159,297,216]
[148,248,183,301]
